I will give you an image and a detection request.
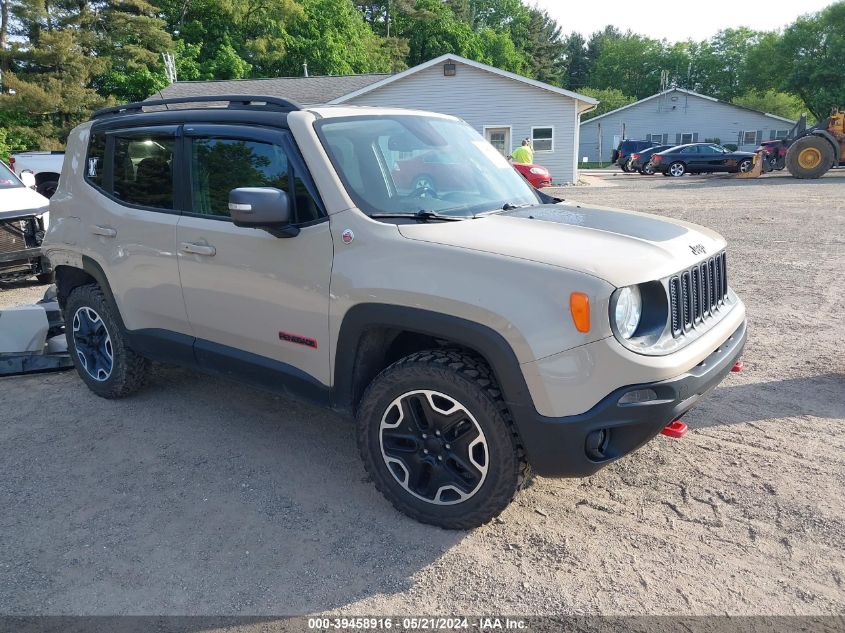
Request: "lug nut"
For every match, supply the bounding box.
[435,430,440,436]
[445,444,451,449]
[423,449,429,454]
[421,434,427,439]
[437,456,443,461]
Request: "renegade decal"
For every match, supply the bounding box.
[278,331,318,349]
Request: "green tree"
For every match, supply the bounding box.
[778,1,845,121]
[94,0,173,102]
[284,0,396,75]
[561,32,589,90]
[579,87,636,120]
[521,7,564,85]
[1,0,107,146]
[397,0,481,66]
[732,89,805,121]
[588,32,665,99]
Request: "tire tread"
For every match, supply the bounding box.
[66,283,149,399]
[356,348,530,529]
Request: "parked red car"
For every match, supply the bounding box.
[392,151,474,193]
[512,162,552,188]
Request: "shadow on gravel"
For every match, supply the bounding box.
[0,278,47,291]
[689,373,845,429]
[652,171,845,190]
[1,366,465,614]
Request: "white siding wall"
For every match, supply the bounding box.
[579,90,794,162]
[346,60,579,184]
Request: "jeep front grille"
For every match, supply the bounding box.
[669,252,728,337]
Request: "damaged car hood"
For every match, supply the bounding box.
[397,202,727,287]
[0,186,49,220]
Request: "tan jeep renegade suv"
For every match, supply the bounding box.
[44,96,746,529]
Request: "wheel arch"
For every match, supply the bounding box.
[55,256,126,331]
[34,171,60,186]
[333,304,533,419]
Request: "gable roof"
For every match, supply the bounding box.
[157,73,389,105]
[580,87,795,125]
[328,54,599,111]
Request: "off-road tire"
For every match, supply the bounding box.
[357,349,530,529]
[65,283,150,398]
[786,136,834,179]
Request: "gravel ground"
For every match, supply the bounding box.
[1,171,843,616]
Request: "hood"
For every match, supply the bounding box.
[0,186,49,219]
[397,202,726,287]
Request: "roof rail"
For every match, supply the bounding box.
[91,95,302,120]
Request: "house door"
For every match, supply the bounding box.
[484,127,511,157]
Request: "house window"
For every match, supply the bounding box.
[680,132,694,144]
[531,127,554,152]
[775,129,789,139]
[649,133,664,143]
[742,131,758,145]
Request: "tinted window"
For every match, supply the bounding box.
[113,134,175,209]
[190,137,319,224]
[680,146,700,154]
[86,132,107,188]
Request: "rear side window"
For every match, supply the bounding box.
[189,136,320,224]
[86,132,106,188]
[112,134,175,210]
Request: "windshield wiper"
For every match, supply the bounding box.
[474,202,531,218]
[369,210,466,222]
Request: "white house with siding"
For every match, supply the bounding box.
[157,54,598,184]
[578,88,796,163]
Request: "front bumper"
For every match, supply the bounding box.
[0,246,43,264]
[514,319,747,477]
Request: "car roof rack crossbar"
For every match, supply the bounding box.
[91,95,302,119]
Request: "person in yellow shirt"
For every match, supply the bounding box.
[511,138,534,164]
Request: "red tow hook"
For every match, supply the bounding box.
[731,360,744,372]
[661,420,688,438]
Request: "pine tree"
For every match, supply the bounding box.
[94,0,173,102]
[1,0,106,146]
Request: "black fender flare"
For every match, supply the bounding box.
[56,255,127,333]
[333,303,535,419]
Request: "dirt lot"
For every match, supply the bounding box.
[1,171,843,616]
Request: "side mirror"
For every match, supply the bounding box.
[228,187,299,238]
[20,170,36,189]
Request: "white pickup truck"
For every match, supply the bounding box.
[9,151,65,198]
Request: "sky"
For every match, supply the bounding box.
[534,0,835,42]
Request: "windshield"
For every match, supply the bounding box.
[316,115,540,217]
[0,162,23,189]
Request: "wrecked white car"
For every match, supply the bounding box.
[0,162,53,283]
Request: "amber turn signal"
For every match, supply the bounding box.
[570,292,590,333]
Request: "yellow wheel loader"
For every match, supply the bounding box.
[785,108,845,179]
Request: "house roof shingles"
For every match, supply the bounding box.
[156,74,389,106]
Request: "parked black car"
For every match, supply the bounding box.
[649,143,756,177]
[629,145,674,174]
[612,139,658,172]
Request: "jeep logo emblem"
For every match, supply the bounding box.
[689,243,706,256]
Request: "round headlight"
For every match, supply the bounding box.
[613,285,642,339]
